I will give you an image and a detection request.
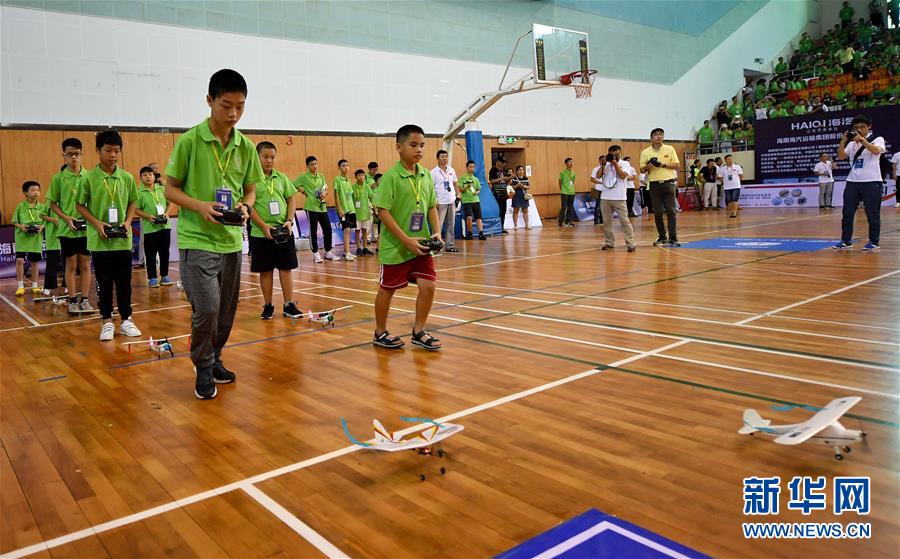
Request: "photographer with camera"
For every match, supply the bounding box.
[833,115,886,251]
[599,146,636,252]
[640,128,681,247]
[135,166,175,288]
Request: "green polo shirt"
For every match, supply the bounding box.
[559,168,576,195]
[839,5,853,21]
[137,184,170,234]
[373,161,436,265]
[793,104,808,115]
[697,126,714,143]
[352,181,373,216]
[251,169,296,238]
[293,171,328,213]
[365,173,376,188]
[46,167,87,239]
[77,165,138,252]
[333,175,354,215]
[774,62,787,73]
[41,204,61,251]
[458,173,481,204]
[12,200,45,253]
[165,119,264,253]
[727,103,742,117]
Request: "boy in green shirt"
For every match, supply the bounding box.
[48,137,93,314]
[249,141,301,320]
[372,124,442,351]
[558,158,576,227]
[294,156,336,263]
[11,181,47,296]
[164,69,263,400]
[366,162,379,188]
[697,120,714,147]
[333,159,356,261]
[75,130,141,341]
[459,160,486,240]
[352,169,375,256]
[134,165,174,288]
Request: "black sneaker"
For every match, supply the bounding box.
[464,234,473,240]
[261,303,275,320]
[212,360,236,384]
[478,233,486,240]
[195,368,218,399]
[668,239,681,247]
[362,248,374,255]
[283,301,302,318]
[355,248,363,256]
[653,237,668,246]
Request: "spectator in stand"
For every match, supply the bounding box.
[839,1,854,29]
[715,101,730,128]
[857,19,875,48]
[726,96,742,121]
[770,102,789,118]
[697,120,715,152]
[889,0,899,28]
[718,124,733,152]
[774,56,788,75]
[793,99,809,116]
[799,32,814,53]
[813,153,836,209]
[869,0,885,26]
[854,57,871,80]
[744,123,755,147]
[754,78,768,101]
[754,98,771,120]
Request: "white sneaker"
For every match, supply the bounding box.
[345,253,357,261]
[99,321,115,341]
[42,289,51,296]
[895,203,900,208]
[324,251,338,260]
[80,299,94,312]
[313,252,324,264]
[119,318,142,337]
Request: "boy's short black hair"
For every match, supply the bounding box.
[354,169,365,176]
[724,154,734,159]
[650,127,665,136]
[564,157,573,164]
[209,69,247,99]
[62,137,82,151]
[396,124,425,143]
[367,161,378,170]
[707,158,715,163]
[851,114,872,126]
[22,180,40,193]
[338,159,348,166]
[139,166,154,175]
[96,130,123,150]
[306,155,317,166]
[256,141,276,154]
[436,149,448,158]
[373,173,383,182]
[608,144,621,153]
[465,160,475,167]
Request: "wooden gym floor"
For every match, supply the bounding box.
[1,208,898,559]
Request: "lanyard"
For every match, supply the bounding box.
[148,186,162,204]
[405,174,421,208]
[264,174,278,198]
[102,177,118,207]
[65,170,82,196]
[212,143,234,182]
[26,202,40,222]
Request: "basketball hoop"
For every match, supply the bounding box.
[561,69,597,99]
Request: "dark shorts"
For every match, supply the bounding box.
[16,252,42,262]
[724,188,741,203]
[379,255,436,290]
[249,235,299,272]
[340,212,357,230]
[59,236,89,257]
[462,202,482,221]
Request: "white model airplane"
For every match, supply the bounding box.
[122,334,190,357]
[739,396,866,460]
[341,416,464,480]
[295,305,352,327]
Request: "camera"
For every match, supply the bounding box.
[845,129,858,141]
[24,224,40,234]
[104,224,128,238]
[270,224,290,244]
[72,218,87,231]
[213,206,244,226]
[649,157,662,167]
[418,237,444,254]
[151,215,168,225]
[605,153,615,163]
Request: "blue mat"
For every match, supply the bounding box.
[495,509,711,559]
[679,238,841,251]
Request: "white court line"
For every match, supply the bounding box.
[240,484,348,559]
[734,269,900,325]
[1,338,686,559]
[0,294,41,327]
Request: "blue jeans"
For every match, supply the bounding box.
[841,181,882,245]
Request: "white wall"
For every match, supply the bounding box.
[1,3,813,140]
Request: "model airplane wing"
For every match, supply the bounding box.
[773,396,861,445]
[341,417,464,452]
[300,305,353,319]
[122,333,190,346]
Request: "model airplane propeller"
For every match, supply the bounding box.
[341,416,464,480]
[739,396,867,460]
[122,334,190,358]
[295,305,352,327]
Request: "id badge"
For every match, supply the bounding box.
[569,180,574,186]
[156,204,165,215]
[853,159,864,169]
[444,180,450,192]
[727,175,733,181]
[216,188,233,209]
[108,207,119,223]
[409,212,425,232]
[268,200,281,216]
[355,201,361,209]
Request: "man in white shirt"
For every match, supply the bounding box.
[431,149,461,252]
[813,153,837,208]
[599,145,636,252]
[590,156,604,225]
[834,115,886,251]
[891,150,900,208]
[717,154,743,218]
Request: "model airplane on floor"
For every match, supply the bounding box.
[122,334,190,358]
[32,291,81,304]
[739,396,866,460]
[295,305,352,327]
[341,416,464,480]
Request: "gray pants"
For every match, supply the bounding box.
[437,203,456,248]
[818,181,834,207]
[179,249,242,370]
[600,199,635,248]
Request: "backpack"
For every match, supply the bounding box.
[879,152,892,183]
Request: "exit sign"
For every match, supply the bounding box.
[498,136,518,144]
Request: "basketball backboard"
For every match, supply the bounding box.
[532,24,590,85]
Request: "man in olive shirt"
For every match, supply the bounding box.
[164,69,263,400]
[558,158,577,227]
[640,128,681,247]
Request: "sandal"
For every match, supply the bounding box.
[373,330,405,349]
[411,329,442,351]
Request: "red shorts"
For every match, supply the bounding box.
[379,255,436,290]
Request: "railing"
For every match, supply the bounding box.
[697,139,755,155]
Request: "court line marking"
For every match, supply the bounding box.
[0,294,41,327]
[240,484,348,559]
[0,339,686,559]
[734,269,900,325]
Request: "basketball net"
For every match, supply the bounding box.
[560,70,597,100]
